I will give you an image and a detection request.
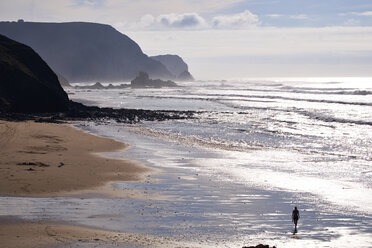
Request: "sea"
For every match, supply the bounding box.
[2,77,372,247]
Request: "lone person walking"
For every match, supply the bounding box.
[292,206,300,233]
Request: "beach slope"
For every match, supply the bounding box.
[0,120,148,196]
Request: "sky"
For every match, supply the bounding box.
[1,0,372,79]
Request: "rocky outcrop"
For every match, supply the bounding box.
[0,21,173,82]
[131,72,178,88]
[0,101,195,124]
[0,34,69,113]
[242,245,276,248]
[76,82,106,90]
[151,54,194,81]
[75,82,130,90]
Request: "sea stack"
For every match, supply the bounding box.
[131,71,178,88]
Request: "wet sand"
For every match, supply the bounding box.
[0,120,149,197]
[0,120,160,247]
[0,218,194,248]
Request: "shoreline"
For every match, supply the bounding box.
[0,120,162,247]
[0,120,150,197]
[1,119,370,247]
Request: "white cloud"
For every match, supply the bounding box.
[123,10,260,30]
[212,10,259,28]
[72,0,104,7]
[139,14,155,27]
[157,13,206,28]
[126,14,155,29]
[339,11,372,17]
[344,18,361,26]
[266,14,283,18]
[357,11,372,16]
[290,14,308,20]
[124,13,207,30]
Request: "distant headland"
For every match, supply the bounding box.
[0,20,194,83]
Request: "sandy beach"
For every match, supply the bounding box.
[0,218,201,248]
[0,120,160,247]
[0,120,149,197]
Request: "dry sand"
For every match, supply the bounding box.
[0,120,149,197]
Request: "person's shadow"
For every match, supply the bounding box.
[292,226,299,239]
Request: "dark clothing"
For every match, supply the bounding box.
[292,209,299,226]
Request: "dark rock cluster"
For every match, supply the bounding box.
[66,101,194,123]
[0,100,195,124]
[242,245,276,248]
[131,71,178,88]
[75,82,130,90]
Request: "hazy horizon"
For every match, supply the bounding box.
[1,0,372,79]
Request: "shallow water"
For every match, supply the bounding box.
[1,78,372,247]
[68,78,372,212]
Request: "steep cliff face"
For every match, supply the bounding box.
[151,54,194,81]
[0,34,69,113]
[0,21,173,82]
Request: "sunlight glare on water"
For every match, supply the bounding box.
[42,77,372,247]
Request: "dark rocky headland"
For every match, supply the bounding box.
[151,54,194,81]
[0,34,194,123]
[0,34,69,113]
[0,21,194,83]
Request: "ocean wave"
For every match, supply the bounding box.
[140,94,372,107]
[125,125,264,152]
[335,90,372,95]
[280,87,372,95]
[223,87,372,96]
[212,101,372,127]
[125,124,367,162]
[296,109,372,126]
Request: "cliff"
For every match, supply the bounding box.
[0,34,69,113]
[0,21,173,82]
[151,54,194,81]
